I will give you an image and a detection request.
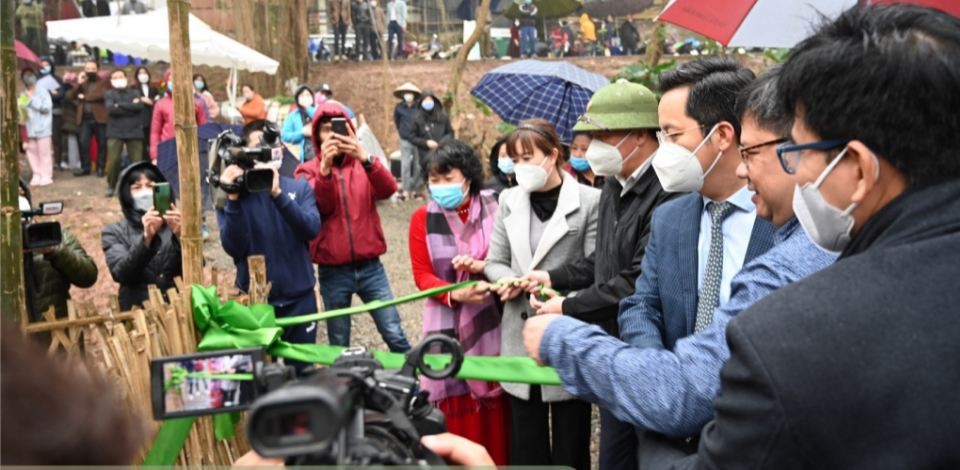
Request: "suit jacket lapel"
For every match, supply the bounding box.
[531,174,579,269]
[504,189,533,272]
[678,195,703,334]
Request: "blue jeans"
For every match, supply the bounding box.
[520,26,537,57]
[318,259,411,352]
[388,21,404,59]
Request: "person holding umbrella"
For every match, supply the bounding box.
[393,82,422,200]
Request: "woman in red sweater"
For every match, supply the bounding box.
[408,139,509,465]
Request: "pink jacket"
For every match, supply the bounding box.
[149,94,208,161]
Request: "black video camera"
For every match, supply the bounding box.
[207,121,282,201]
[150,335,464,466]
[21,200,64,251]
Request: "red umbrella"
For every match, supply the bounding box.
[15,40,40,65]
[656,0,960,48]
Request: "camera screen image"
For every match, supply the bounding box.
[160,353,256,416]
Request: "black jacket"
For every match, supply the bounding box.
[548,168,681,335]
[393,101,419,141]
[409,92,453,156]
[105,87,145,140]
[101,162,182,310]
[680,180,960,469]
[620,21,640,49]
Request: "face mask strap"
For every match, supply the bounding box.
[813,146,849,189]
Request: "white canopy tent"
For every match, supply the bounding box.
[46,9,279,112]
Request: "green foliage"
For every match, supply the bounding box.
[272,95,294,105]
[472,96,493,117]
[764,48,791,63]
[495,121,516,136]
[612,60,677,97]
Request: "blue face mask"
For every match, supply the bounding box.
[429,182,466,209]
[569,156,591,172]
[497,158,515,175]
[166,81,173,92]
[194,80,205,90]
[421,99,435,111]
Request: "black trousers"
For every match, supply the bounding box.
[77,116,106,172]
[508,386,592,470]
[333,20,348,56]
[600,407,638,470]
[51,111,64,165]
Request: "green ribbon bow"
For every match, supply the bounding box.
[144,282,562,466]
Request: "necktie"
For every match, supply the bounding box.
[695,201,735,333]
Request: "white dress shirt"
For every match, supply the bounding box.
[696,185,757,305]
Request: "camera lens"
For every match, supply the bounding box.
[416,335,463,380]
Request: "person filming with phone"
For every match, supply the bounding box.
[101,161,183,311]
[296,102,411,353]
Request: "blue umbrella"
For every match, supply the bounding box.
[471,60,609,142]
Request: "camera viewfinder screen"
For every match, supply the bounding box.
[162,354,256,414]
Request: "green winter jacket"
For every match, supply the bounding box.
[25,229,98,320]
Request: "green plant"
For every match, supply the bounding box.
[612,59,677,97]
[764,48,791,63]
[495,121,516,136]
[472,96,493,117]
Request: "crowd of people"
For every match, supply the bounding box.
[9,3,960,469]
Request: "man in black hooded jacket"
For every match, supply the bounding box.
[409,90,453,163]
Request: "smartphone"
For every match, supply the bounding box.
[331,117,349,136]
[153,183,171,216]
[150,348,264,420]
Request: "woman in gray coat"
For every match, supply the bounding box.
[483,119,599,470]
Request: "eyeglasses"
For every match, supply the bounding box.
[575,114,610,131]
[738,138,788,165]
[656,124,705,144]
[775,139,849,174]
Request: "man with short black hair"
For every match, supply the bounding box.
[674,5,960,467]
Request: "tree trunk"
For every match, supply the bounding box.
[0,0,26,324]
[445,0,491,119]
[276,0,309,95]
[166,0,203,289]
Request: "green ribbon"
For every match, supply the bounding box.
[145,283,562,466]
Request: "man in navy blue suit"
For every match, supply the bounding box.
[616,58,774,463]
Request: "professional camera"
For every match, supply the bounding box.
[21,200,64,251]
[207,121,282,204]
[151,335,464,466]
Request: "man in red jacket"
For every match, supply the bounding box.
[296,103,411,352]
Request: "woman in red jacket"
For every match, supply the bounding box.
[407,139,509,464]
[295,103,411,352]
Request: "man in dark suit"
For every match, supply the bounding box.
[613,58,774,464]
[671,5,960,468]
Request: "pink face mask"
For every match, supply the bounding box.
[315,92,328,104]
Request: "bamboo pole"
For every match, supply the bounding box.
[166,0,203,289]
[0,0,26,324]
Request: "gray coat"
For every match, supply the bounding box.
[484,171,600,402]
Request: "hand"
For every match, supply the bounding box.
[493,278,524,302]
[269,167,281,198]
[532,295,564,315]
[319,139,340,175]
[426,139,439,150]
[522,270,551,295]
[452,255,485,274]
[133,97,141,104]
[232,450,284,467]
[141,96,154,106]
[302,124,313,137]
[220,165,245,200]
[420,433,495,467]
[332,130,368,162]
[142,209,164,245]
[163,204,182,238]
[523,313,562,365]
[77,93,85,100]
[77,73,87,85]
[450,283,490,305]
[31,244,60,255]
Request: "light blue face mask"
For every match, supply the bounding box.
[429,182,466,209]
[194,80,205,90]
[497,158,515,175]
[569,156,591,172]
[421,99,435,111]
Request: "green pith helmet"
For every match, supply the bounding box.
[574,78,659,132]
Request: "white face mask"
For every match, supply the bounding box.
[19,196,31,212]
[131,190,153,213]
[138,74,150,84]
[112,78,128,89]
[298,96,314,108]
[792,147,876,253]
[585,132,639,177]
[403,93,414,103]
[514,156,554,192]
[652,124,723,193]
